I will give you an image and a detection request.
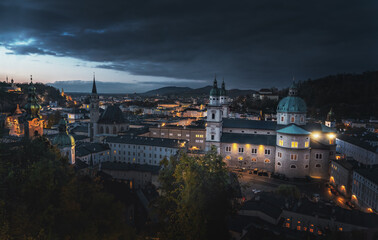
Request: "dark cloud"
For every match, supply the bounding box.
[1,0,378,89]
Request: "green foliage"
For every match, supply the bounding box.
[156,147,237,240]
[46,111,61,128]
[0,137,135,240]
[275,184,301,199]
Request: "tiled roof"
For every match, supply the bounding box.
[277,124,310,135]
[303,123,336,133]
[220,133,276,146]
[76,142,110,157]
[223,119,277,130]
[106,135,186,148]
[337,134,378,152]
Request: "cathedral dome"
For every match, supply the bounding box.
[277,96,307,113]
[210,77,220,96]
[52,118,75,148]
[98,104,126,124]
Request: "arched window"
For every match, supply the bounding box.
[281,116,284,122]
[291,116,295,123]
[305,165,309,168]
[315,164,321,168]
[238,157,243,161]
[290,165,296,169]
[106,126,109,134]
[100,126,104,134]
[277,162,281,166]
[113,126,117,134]
[251,158,257,162]
[264,159,270,163]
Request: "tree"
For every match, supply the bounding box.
[156,147,237,240]
[0,137,135,240]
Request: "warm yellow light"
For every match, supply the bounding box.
[232,143,238,150]
[330,176,334,182]
[367,208,373,213]
[328,133,336,139]
[352,194,357,200]
[312,132,320,139]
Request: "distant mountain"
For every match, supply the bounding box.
[141,85,257,98]
[142,86,193,96]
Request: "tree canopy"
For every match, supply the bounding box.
[0,137,135,240]
[156,147,237,240]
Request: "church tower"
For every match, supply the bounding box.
[24,75,44,138]
[325,108,336,128]
[219,80,229,118]
[206,76,223,152]
[89,73,99,141]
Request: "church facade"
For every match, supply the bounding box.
[206,79,336,179]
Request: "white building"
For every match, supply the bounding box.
[105,136,187,166]
[351,168,378,212]
[76,142,110,165]
[336,135,378,166]
[206,80,336,179]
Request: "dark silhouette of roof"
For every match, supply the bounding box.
[98,104,127,124]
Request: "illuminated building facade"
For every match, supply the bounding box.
[206,81,336,179]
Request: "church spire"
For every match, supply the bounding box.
[92,72,97,94]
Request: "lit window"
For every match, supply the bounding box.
[264,159,270,163]
[279,140,284,146]
[291,116,295,122]
[305,142,309,147]
[251,158,257,162]
[238,156,243,161]
[225,155,231,160]
[291,141,298,148]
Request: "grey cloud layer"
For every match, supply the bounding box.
[1,0,377,88]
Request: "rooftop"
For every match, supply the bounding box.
[221,133,276,146]
[277,124,310,135]
[223,118,277,130]
[337,134,378,152]
[106,135,186,148]
[355,168,378,185]
[76,142,110,157]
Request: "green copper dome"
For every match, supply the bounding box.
[210,77,220,96]
[52,118,75,148]
[277,96,307,113]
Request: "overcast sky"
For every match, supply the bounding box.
[0,0,377,92]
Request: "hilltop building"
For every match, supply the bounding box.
[206,79,336,179]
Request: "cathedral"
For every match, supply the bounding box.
[6,76,44,138]
[206,79,336,179]
[88,75,129,142]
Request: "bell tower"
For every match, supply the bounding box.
[206,76,223,152]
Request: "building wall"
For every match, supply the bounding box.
[77,150,110,165]
[352,172,378,212]
[101,169,156,189]
[330,161,352,197]
[277,113,306,125]
[308,149,330,179]
[220,143,276,172]
[143,127,206,150]
[336,138,377,165]
[97,123,129,136]
[107,142,179,166]
[275,146,310,178]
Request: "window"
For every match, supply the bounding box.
[277,162,281,166]
[305,154,309,160]
[186,134,190,137]
[305,165,309,168]
[161,133,165,136]
[290,165,296,169]
[291,141,298,148]
[251,148,257,154]
[239,147,244,153]
[225,155,231,160]
[178,133,181,137]
[264,159,270,163]
[281,116,284,122]
[212,113,215,119]
[195,134,204,138]
[290,154,297,160]
[265,149,271,155]
[315,164,321,168]
[169,133,173,136]
[278,152,282,158]
[315,153,323,159]
[211,135,214,140]
[238,157,243,161]
[279,140,284,146]
[251,158,257,162]
[305,142,309,148]
[225,146,231,152]
[291,116,295,122]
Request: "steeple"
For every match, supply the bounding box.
[92,72,97,94]
[24,75,42,120]
[219,79,226,96]
[288,81,298,96]
[210,74,219,97]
